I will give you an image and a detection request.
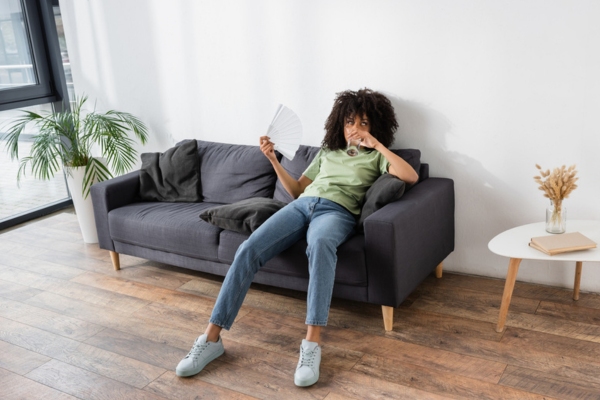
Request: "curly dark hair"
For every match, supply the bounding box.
[322,88,398,151]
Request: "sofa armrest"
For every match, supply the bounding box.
[91,171,140,251]
[363,177,455,307]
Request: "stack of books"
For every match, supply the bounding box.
[529,232,597,256]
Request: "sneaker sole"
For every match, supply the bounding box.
[176,347,224,377]
[294,372,319,387]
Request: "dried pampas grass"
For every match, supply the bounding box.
[533,164,578,222]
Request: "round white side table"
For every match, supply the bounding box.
[488,220,600,332]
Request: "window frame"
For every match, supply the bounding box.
[0,0,71,231]
[0,0,67,112]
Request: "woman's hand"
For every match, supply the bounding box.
[259,136,278,163]
[346,130,380,150]
[344,114,380,149]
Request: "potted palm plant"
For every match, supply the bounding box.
[2,95,148,243]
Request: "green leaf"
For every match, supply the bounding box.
[81,157,114,198]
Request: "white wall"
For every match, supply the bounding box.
[60,0,600,291]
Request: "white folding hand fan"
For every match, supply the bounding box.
[266,104,303,160]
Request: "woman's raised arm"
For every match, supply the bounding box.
[374,143,419,184]
[260,136,312,198]
[346,131,418,184]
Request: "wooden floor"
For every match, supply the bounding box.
[1,213,600,399]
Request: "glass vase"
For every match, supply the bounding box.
[546,200,566,234]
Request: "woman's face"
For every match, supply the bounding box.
[344,113,370,141]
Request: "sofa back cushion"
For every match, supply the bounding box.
[198,140,279,204]
[273,145,422,203]
[139,140,201,202]
[393,148,421,179]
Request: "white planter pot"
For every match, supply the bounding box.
[66,166,98,243]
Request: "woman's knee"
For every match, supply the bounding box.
[232,240,261,267]
[306,237,337,259]
[308,234,336,247]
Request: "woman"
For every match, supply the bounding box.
[176,88,418,386]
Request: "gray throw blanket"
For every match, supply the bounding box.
[139,140,201,202]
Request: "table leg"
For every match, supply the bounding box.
[573,261,583,301]
[496,257,522,333]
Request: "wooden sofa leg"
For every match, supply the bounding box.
[110,251,120,271]
[382,306,394,331]
[435,262,443,278]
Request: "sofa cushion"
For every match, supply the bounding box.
[357,174,406,229]
[197,140,280,204]
[274,145,320,203]
[108,201,223,261]
[200,197,287,234]
[218,230,368,286]
[392,148,421,177]
[139,140,201,202]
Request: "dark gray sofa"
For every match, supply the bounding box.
[91,140,455,330]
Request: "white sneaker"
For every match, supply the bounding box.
[294,339,321,387]
[176,334,224,377]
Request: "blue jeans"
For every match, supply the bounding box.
[209,197,357,329]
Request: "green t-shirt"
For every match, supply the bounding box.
[299,148,389,215]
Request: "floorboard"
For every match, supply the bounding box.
[0,367,77,400]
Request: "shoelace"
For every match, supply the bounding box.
[187,341,209,358]
[298,347,317,367]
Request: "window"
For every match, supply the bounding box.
[0,0,63,111]
[0,104,70,223]
[0,0,71,230]
[0,0,37,89]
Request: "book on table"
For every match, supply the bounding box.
[529,231,597,256]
